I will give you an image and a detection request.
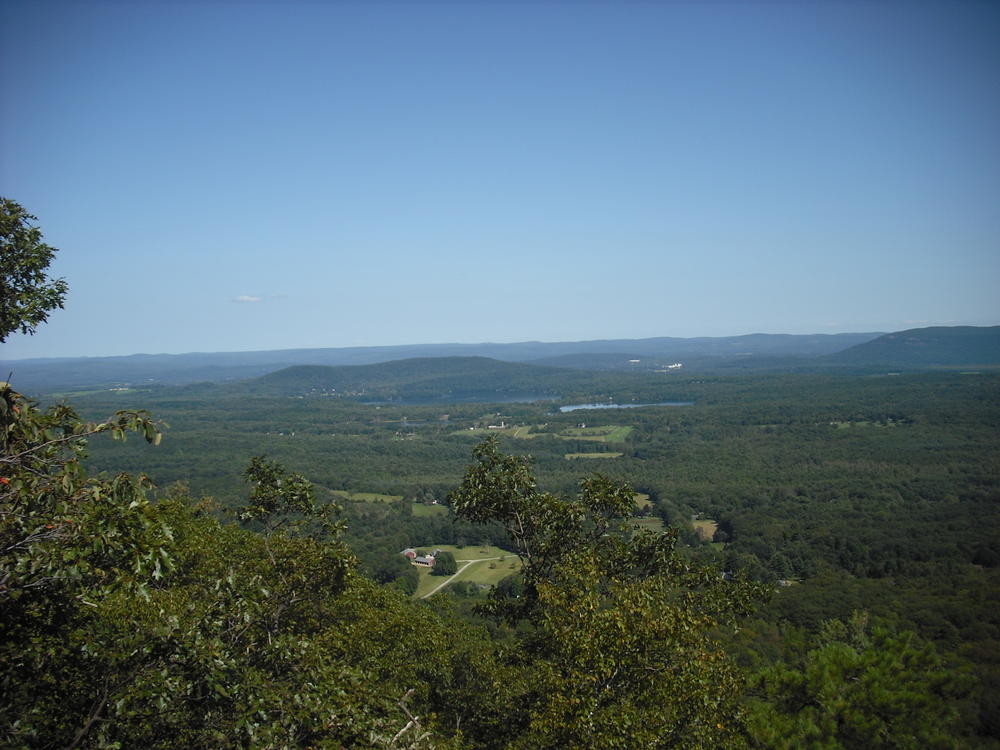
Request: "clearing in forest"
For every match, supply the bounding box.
[413,544,522,598]
[331,490,403,503]
[631,516,665,533]
[692,518,718,542]
[411,503,449,517]
[555,425,633,442]
[454,424,541,439]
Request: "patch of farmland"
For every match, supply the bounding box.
[411,503,449,517]
[692,518,718,542]
[453,424,541,439]
[555,425,633,443]
[631,516,665,533]
[411,544,521,597]
[331,490,403,503]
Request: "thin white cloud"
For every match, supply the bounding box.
[234,295,262,304]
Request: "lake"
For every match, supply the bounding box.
[363,393,556,406]
[560,401,694,412]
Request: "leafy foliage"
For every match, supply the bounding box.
[0,384,165,607]
[745,611,969,749]
[241,454,319,521]
[71,369,1000,744]
[0,198,68,342]
[1,385,172,745]
[0,385,466,748]
[10,197,993,746]
[450,436,768,749]
[3,377,993,747]
[432,550,458,576]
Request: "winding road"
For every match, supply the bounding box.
[420,556,505,599]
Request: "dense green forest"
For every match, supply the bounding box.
[4,189,998,746]
[4,227,999,746]
[32,367,994,746]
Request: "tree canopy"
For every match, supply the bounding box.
[1,201,991,747]
[431,549,458,576]
[449,436,768,749]
[0,389,769,748]
[0,198,67,342]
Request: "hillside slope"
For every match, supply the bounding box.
[251,356,578,399]
[825,326,1000,367]
[3,332,882,393]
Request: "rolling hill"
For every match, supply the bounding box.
[2,332,882,394]
[824,326,1000,368]
[250,356,580,400]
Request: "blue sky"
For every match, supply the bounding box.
[2,0,998,359]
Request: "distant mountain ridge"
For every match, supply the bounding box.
[253,357,574,399]
[2,331,882,393]
[825,326,1000,367]
[11,326,1000,394]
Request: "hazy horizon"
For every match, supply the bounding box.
[2,1,998,360]
[3,327,899,363]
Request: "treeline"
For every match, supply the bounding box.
[64,371,1000,744]
[344,501,512,595]
[4,380,995,746]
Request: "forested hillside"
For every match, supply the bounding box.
[6,358,1000,746]
[3,383,777,748]
[12,325,999,395]
[4,0,999,738]
[825,325,1000,367]
[4,199,998,747]
[51,367,998,747]
[3,330,886,393]
[251,357,574,399]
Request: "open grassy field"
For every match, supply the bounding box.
[555,425,633,443]
[436,544,511,560]
[411,503,449,517]
[331,490,403,503]
[629,493,661,532]
[453,425,540,439]
[412,567,441,598]
[631,516,665,532]
[454,556,522,586]
[692,518,718,542]
[411,544,521,597]
[565,452,623,460]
